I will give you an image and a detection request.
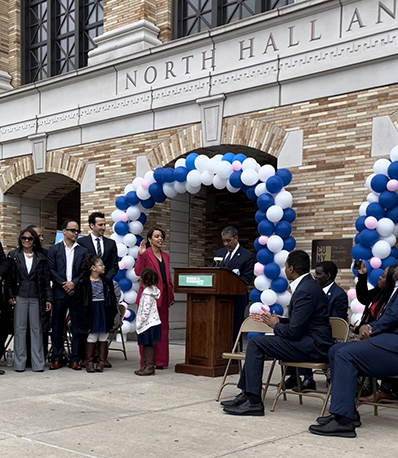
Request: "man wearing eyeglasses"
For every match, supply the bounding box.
[47,220,88,370]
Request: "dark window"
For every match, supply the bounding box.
[174,0,294,38]
[23,0,103,84]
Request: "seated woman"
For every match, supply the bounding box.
[354,262,398,401]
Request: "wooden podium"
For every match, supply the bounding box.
[174,267,247,377]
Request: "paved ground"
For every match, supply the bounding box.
[0,340,397,458]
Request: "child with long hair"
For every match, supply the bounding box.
[134,268,161,376]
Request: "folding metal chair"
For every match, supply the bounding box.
[107,304,128,360]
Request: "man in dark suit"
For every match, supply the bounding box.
[213,226,255,342]
[309,265,398,438]
[0,240,9,374]
[47,220,88,370]
[222,250,333,416]
[77,212,118,281]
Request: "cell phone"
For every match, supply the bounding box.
[354,259,362,270]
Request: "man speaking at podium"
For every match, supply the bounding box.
[213,226,255,342]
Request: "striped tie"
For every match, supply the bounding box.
[96,238,102,258]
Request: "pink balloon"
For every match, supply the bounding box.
[232,161,242,171]
[353,302,365,314]
[364,216,378,230]
[140,179,150,190]
[124,309,131,319]
[119,261,125,270]
[254,262,264,275]
[347,288,356,300]
[370,257,382,269]
[119,212,128,222]
[261,304,270,312]
[258,236,269,245]
[387,179,398,191]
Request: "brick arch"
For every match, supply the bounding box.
[146,118,287,167]
[0,151,87,195]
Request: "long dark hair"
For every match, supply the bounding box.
[81,253,102,277]
[145,227,166,249]
[18,227,41,252]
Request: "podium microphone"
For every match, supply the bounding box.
[213,257,223,267]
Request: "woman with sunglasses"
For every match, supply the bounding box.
[5,227,52,372]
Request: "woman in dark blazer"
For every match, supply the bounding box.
[5,228,52,372]
[134,227,174,369]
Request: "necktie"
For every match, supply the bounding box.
[224,252,231,266]
[96,238,102,258]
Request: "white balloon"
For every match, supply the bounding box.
[226,181,240,193]
[136,186,150,200]
[132,177,143,190]
[186,183,201,194]
[123,233,137,247]
[365,174,376,192]
[187,170,202,187]
[144,170,155,183]
[267,235,284,253]
[208,155,223,173]
[130,321,137,333]
[373,158,391,175]
[126,268,140,282]
[376,217,394,237]
[390,146,398,162]
[216,161,233,179]
[274,250,289,267]
[274,191,293,209]
[277,291,291,307]
[260,289,278,306]
[367,192,380,203]
[128,220,144,235]
[174,181,187,193]
[241,169,259,186]
[350,312,363,326]
[258,164,275,182]
[111,209,124,222]
[213,174,227,190]
[371,240,391,259]
[126,206,140,221]
[175,158,186,168]
[255,183,267,197]
[128,246,139,257]
[195,155,210,173]
[110,233,124,244]
[249,302,264,314]
[359,202,369,216]
[266,205,284,223]
[242,157,258,171]
[132,281,140,292]
[163,183,178,198]
[393,224,398,237]
[254,275,271,291]
[117,243,128,257]
[201,170,214,186]
[380,234,397,247]
[124,183,134,194]
[122,289,137,305]
[121,255,135,270]
[121,321,133,333]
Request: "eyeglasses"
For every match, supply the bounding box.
[65,228,81,234]
[21,236,34,241]
[95,263,105,267]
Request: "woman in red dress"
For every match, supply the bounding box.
[134,228,174,368]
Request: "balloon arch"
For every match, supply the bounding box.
[110,151,297,332]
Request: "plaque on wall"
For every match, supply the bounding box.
[311,239,353,269]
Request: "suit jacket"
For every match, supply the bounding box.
[78,235,118,281]
[0,241,8,307]
[274,273,334,360]
[47,242,88,300]
[326,282,348,320]
[213,245,255,285]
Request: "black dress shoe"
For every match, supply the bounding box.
[284,375,299,390]
[223,399,264,416]
[220,392,247,407]
[292,377,316,392]
[0,369,5,375]
[316,413,362,428]
[309,418,356,438]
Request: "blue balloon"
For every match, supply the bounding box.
[283,208,296,223]
[114,221,129,236]
[370,174,389,193]
[125,191,140,206]
[391,246,398,259]
[229,171,243,188]
[258,220,275,236]
[388,161,398,179]
[369,268,384,287]
[355,215,367,232]
[114,269,126,281]
[271,277,289,293]
[264,262,280,280]
[246,185,257,201]
[254,237,263,252]
[352,259,371,277]
[141,197,155,209]
[234,153,247,163]
[351,243,372,260]
[153,193,166,203]
[257,248,274,265]
[222,152,235,163]
[270,304,284,315]
[186,153,198,171]
[358,229,379,248]
[266,176,283,194]
[124,309,136,322]
[379,190,398,209]
[149,183,163,199]
[354,233,360,244]
[381,256,397,269]
[136,235,143,246]
[249,288,262,302]
[275,221,292,238]
[255,210,266,223]
[163,168,174,183]
[115,196,129,211]
[174,166,188,182]
[283,236,296,252]
[119,278,133,292]
[386,206,398,223]
[366,202,385,219]
[137,213,147,224]
[257,193,274,211]
[153,168,165,184]
[275,169,292,186]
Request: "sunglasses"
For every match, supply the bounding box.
[65,228,81,234]
[21,236,34,241]
[95,263,105,267]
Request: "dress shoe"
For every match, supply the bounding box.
[309,418,356,438]
[284,375,299,390]
[292,377,316,392]
[104,360,112,368]
[359,390,394,403]
[49,361,62,370]
[155,366,164,370]
[220,392,248,407]
[223,399,264,416]
[68,362,82,370]
[0,369,4,375]
[316,413,361,428]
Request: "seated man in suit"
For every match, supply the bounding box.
[213,226,255,343]
[0,240,9,375]
[309,265,398,438]
[47,220,88,370]
[222,250,334,416]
